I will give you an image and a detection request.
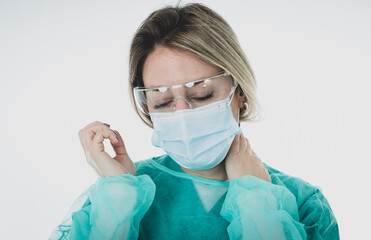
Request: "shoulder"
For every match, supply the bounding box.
[264,163,321,207]
[264,163,339,238]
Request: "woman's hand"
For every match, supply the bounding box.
[78,121,137,177]
[224,131,271,183]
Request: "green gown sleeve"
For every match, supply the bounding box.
[49,173,156,240]
[220,174,339,239]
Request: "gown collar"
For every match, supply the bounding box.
[149,154,229,186]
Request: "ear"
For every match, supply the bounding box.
[238,87,246,109]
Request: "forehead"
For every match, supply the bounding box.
[142,46,222,88]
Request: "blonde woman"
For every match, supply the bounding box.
[50,3,339,239]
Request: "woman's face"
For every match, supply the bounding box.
[142,45,244,123]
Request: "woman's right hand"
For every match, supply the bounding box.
[78,121,137,177]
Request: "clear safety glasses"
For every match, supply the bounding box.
[134,71,238,115]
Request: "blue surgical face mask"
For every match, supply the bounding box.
[149,97,241,170]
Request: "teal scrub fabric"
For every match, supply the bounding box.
[49,155,339,239]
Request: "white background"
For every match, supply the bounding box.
[1,0,370,239]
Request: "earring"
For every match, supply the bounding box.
[242,97,248,110]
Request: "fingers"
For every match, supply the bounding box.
[86,124,115,150]
[86,121,109,128]
[78,121,127,156]
[240,131,246,151]
[81,122,128,158]
[78,121,109,137]
[225,129,270,183]
[228,130,248,154]
[238,131,253,156]
[229,132,241,154]
[228,130,255,156]
[237,131,249,154]
[78,121,109,151]
[89,127,119,173]
[77,121,134,177]
[91,127,119,148]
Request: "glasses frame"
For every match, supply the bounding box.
[134,71,238,115]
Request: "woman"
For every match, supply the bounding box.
[50,3,339,239]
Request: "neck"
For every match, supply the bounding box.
[180,160,228,182]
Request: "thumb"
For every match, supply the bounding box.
[110,130,129,157]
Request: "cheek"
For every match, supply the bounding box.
[230,97,240,123]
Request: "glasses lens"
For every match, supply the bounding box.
[134,73,235,115]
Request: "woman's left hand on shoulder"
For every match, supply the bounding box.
[224,131,271,183]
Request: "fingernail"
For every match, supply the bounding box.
[110,129,117,136]
[116,136,120,142]
[103,123,110,127]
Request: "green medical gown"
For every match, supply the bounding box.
[49,154,339,239]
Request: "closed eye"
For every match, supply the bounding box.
[153,101,172,109]
[192,92,214,101]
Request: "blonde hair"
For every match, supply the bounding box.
[129,3,261,127]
